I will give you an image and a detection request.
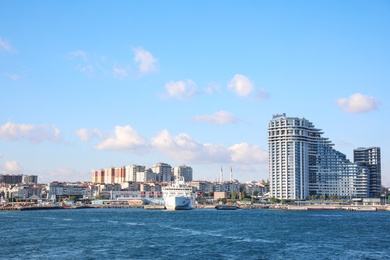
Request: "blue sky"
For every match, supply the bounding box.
[1,1,389,185]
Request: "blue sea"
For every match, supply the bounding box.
[1,208,389,259]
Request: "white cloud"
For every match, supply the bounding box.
[39,167,91,182]
[228,143,268,164]
[68,50,88,60]
[337,93,382,113]
[2,161,23,172]
[151,130,268,166]
[194,111,241,125]
[133,48,158,73]
[75,128,104,142]
[204,81,220,94]
[68,50,99,77]
[0,38,16,53]
[113,66,130,79]
[228,74,254,97]
[94,125,147,152]
[163,80,197,99]
[151,130,230,163]
[0,122,60,143]
[77,65,94,76]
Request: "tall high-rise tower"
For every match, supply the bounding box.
[354,147,381,198]
[268,114,369,200]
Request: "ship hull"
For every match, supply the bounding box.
[164,196,193,210]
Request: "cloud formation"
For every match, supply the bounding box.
[194,110,241,125]
[228,143,268,164]
[133,48,158,73]
[113,66,130,79]
[204,82,220,94]
[75,65,94,77]
[94,125,147,152]
[78,125,268,171]
[67,50,97,76]
[151,130,230,163]
[0,37,16,53]
[163,80,197,99]
[39,167,91,183]
[68,50,88,60]
[227,74,254,97]
[151,130,267,166]
[2,161,23,172]
[0,122,60,143]
[67,48,157,78]
[76,128,104,142]
[337,93,382,113]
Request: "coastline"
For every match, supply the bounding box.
[1,203,389,212]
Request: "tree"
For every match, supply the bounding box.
[269,197,280,203]
[68,196,79,202]
[218,198,227,204]
[94,194,106,200]
[231,190,238,200]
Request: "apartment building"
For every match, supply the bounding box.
[269,114,370,200]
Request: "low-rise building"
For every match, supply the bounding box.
[47,182,90,201]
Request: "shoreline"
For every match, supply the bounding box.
[1,204,389,212]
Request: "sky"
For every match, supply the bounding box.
[0,1,389,185]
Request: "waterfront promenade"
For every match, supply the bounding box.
[200,204,390,211]
[1,203,390,211]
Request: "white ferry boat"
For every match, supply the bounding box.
[162,179,196,210]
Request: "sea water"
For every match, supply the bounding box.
[1,208,389,259]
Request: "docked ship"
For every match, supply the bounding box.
[162,179,195,210]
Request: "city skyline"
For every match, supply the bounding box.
[0,2,389,185]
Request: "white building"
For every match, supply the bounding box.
[188,181,214,194]
[172,164,193,182]
[151,162,172,182]
[214,181,240,194]
[136,169,156,182]
[268,114,369,200]
[125,164,145,182]
[104,167,115,184]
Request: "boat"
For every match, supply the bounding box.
[162,178,196,210]
[354,206,377,212]
[215,205,238,210]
